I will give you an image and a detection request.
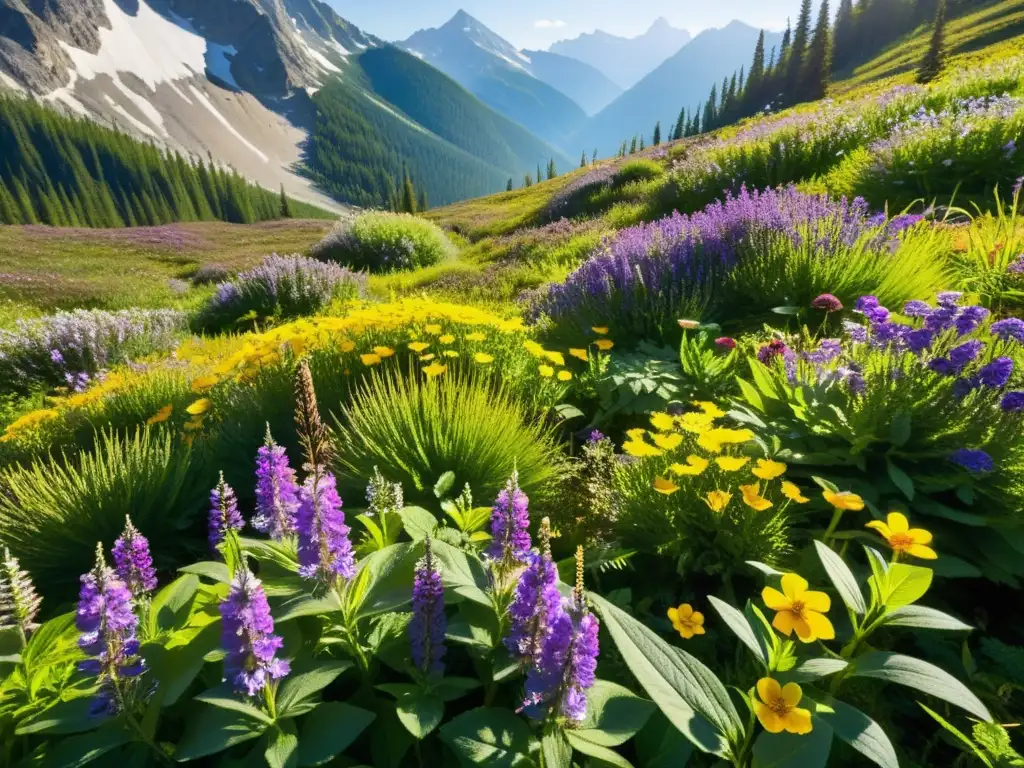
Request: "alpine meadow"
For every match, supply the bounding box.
[3,0,1024,766]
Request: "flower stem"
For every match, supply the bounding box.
[822,508,844,547]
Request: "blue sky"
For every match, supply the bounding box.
[330,1,805,50]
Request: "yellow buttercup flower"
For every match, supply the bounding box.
[439,334,456,344]
[423,363,447,378]
[146,405,173,425]
[425,324,443,334]
[762,573,834,643]
[653,476,680,495]
[544,350,565,366]
[622,440,664,458]
[191,375,219,393]
[408,342,429,353]
[186,398,212,416]
[693,401,726,418]
[652,432,683,451]
[740,482,773,511]
[594,339,614,351]
[475,353,495,364]
[539,365,554,378]
[781,481,810,503]
[716,456,750,472]
[373,346,395,358]
[626,428,647,440]
[592,326,609,335]
[650,412,676,432]
[339,340,356,353]
[569,348,588,362]
[697,427,754,454]
[524,340,545,357]
[466,332,486,341]
[670,455,709,476]
[753,459,787,480]
[420,353,436,361]
[360,353,382,366]
[443,350,460,358]
[704,490,732,512]
[866,512,937,560]
[183,418,205,432]
[754,678,812,735]
[678,412,716,434]
[557,370,572,382]
[823,490,865,511]
[668,603,705,639]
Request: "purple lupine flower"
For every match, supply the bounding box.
[949,448,995,473]
[219,567,290,697]
[1014,176,1024,198]
[854,296,890,323]
[409,537,446,676]
[111,516,157,597]
[804,339,842,364]
[1008,255,1024,274]
[587,430,606,444]
[715,337,737,350]
[296,470,355,583]
[949,340,984,372]
[812,294,843,312]
[929,358,954,375]
[209,472,244,552]
[903,300,932,318]
[906,328,934,353]
[757,339,792,366]
[937,292,963,308]
[925,305,957,332]
[561,608,600,722]
[992,318,1024,343]
[506,520,562,666]
[253,428,300,540]
[0,547,42,636]
[1000,391,1024,412]
[842,320,869,343]
[952,376,979,398]
[487,472,532,566]
[978,357,1014,388]
[76,545,146,716]
[49,349,64,364]
[954,305,989,336]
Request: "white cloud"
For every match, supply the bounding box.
[534,19,566,29]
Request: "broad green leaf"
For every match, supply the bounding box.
[752,719,833,768]
[565,731,633,767]
[889,413,912,447]
[850,652,991,721]
[147,574,199,635]
[886,460,915,500]
[434,472,456,498]
[179,561,231,584]
[396,693,444,739]
[778,658,848,683]
[357,543,420,617]
[275,593,343,623]
[297,702,375,766]
[143,621,220,706]
[265,722,299,768]
[589,592,741,758]
[432,539,491,606]
[813,541,866,615]
[736,377,765,412]
[194,684,275,725]
[708,596,768,666]
[883,605,972,632]
[16,697,101,736]
[175,704,268,760]
[811,696,897,768]
[438,707,535,768]
[771,305,801,316]
[541,729,572,768]
[880,563,932,610]
[633,711,694,768]
[44,724,132,768]
[746,561,784,578]
[573,680,656,747]
[749,359,781,401]
[433,676,483,702]
[398,506,437,540]
[276,659,353,718]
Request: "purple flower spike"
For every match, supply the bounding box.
[209,472,244,552]
[812,294,843,312]
[949,448,994,474]
[587,430,606,444]
[253,427,300,541]
[954,305,989,336]
[487,472,532,567]
[296,470,355,583]
[906,328,934,353]
[979,357,1014,388]
[903,300,933,318]
[507,519,562,666]
[1000,392,1024,412]
[76,544,146,716]
[992,318,1024,343]
[937,291,964,308]
[410,537,446,676]
[949,340,984,372]
[112,516,157,597]
[220,567,290,697]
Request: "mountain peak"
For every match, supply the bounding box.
[648,17,673,32]
[446,9,479,29]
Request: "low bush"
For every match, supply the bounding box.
[613,159,665,187]
[197,254,365,331]
[312,211,454,274]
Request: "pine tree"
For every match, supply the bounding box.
[417,188,428,212]
[0,180,20,224]
[703,83,718,131]
[547,158,557,180]
[507,177,514,191]
[785,0,813,99]
[673,106,686,141]
[524,173,533,187]
[592,148,598,164]
[832,0,856,71]
[401,167,417,213]
[629,136,637,154]
[580,150,588,167]
[653,121,661,146]
[279,184,292,218]
[917,0,947,84]
[801,0,832,102]
[537,163,543,184]
[639,135,645,151]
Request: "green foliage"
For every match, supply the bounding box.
[951,187,1024,315]
[588,342,685,427]
[312,212,455,274]
[333,370,564,510]
[614,160,666,188]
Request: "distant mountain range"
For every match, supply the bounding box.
[549,18,692,90]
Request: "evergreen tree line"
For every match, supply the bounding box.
[0,96,329,228]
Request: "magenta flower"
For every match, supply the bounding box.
[253,428,300,540]
[111,516,157,597]
[409,538,446,676]
[715,337,737,350]
[219,567,290,697]
[296,470,355,583]
[811,294,843,312]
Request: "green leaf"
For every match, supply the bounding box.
[438,707,535,767]
[850,652,992,721]
[746,561,784,578]
[707,596,768,666]
[589,592,741,758]
[276,659,353,718]
[573,680,656,747]
[811,696,898,768]
[749,359,781,401]
[358,543,422,618]
[16,697,102,736]
[143,621,221,707]
[398,506,437,540]
[633,711,693,768]
[297,702,375,766]
[194,684,275,725]
[813,541,866,615]
[565,731,634,767]
[275,593,343,623]
[886,460,915,500]
[265,722,299,768]
[778,658,848,683]
[771,306,801,315]
[736,377,765,412]
[553,403,585,421]
[432,539,491,605]
[43,724,132,768]
[433,676,483,702]
[147,574,199,635]
[434,472,456,499]
[541,729,572,768]
[881,562,933,609]
[179,561,231,584]
[888,413,911,447]
[882,605,973,632]
[175,704,268,760]
[396,692,444,739]
[919,704,992,768]
[752,719,833,768]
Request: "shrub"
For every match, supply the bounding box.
[613,159,664,187]
[333,370,565,510]
[198,254,365,331]
[190,263,231,285]
[0,308,185,395]
[311,212,454,274]
[0,427,210,597]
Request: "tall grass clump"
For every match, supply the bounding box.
[312,212,455,274]
[0,308,185,395]
[953,185,1024,314]
[333,370,563,509]
[0,427,210,597]
[197,254,365,331]
[613,159,665,187]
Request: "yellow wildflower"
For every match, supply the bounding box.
[670,455,709,476]
[569,348,588,362]
[539,365,554,378]
[650,412,676,432]
[704,490,732,512]
[753,459,787,480]
[651,432,683,451]
[740,482,773,511]
[762,573,834,643]
[653,476,680,495]
[466,332,486,341]
[475,353,495,364]
[408,342,429,353]
[592,326,609,335]
[693,401,726,418]
[594,339,614,351]
[373,346,395,358]
[146,405,173,425]
[716,456,750,472]
[781,482,810,503]
[360,353,382,366]
[443,350,460,358]
[866,512,937,560]
[191,375,219,393]
[183,418,205,432]
[186,398,212,416]
[423,363,447,378]
[754,679,812,735]
[557,370,572,381]
[698,427,754,454]
[678,412,716,434]
[420,354,436,361]
[823,490,865,511]
[622,440,664,458]
[626,428,647,440]
[668,604,705,639]
[425,324,442,334]
[439,334,456,344]
[524,340,545,357]
[339,340,356,353]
